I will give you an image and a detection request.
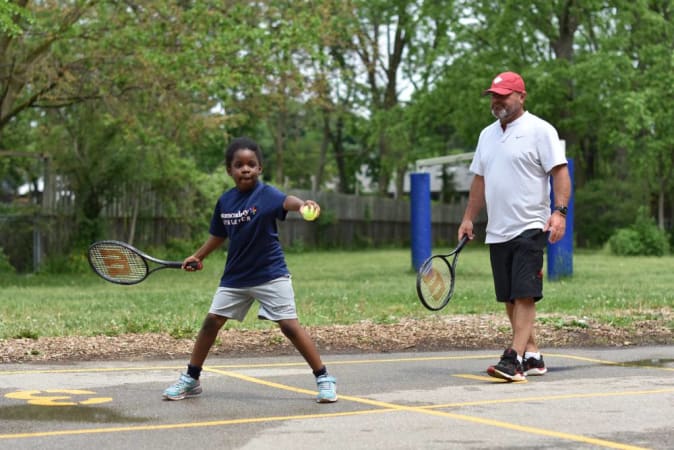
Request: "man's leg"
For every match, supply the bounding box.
[508,298,537,356]
[487,298,536,382]
[508,299,547,376]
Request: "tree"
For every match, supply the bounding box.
[2,1,240,247]
[180,1,325,186]
[303,0,460,196]
[0,1,31,37]
[0,1,106,134]
[409,0,673,245]
[304,1,362,193]
[603,0,674,230]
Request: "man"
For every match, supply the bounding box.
[458,71,571,381]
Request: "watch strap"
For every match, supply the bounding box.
[554,205,568,216]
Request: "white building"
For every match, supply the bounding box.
[355,152,475,198]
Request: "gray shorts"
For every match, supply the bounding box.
[209,276,298,322]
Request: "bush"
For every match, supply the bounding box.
[164,236,210,260]
[0,246,15,273]
[575,178,647,248]
[38,249,91,274]
[608,210,669,256]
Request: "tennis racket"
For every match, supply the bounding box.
[88,240,201,285]
[416,235,469,311]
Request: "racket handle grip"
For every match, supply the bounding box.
[457,234,470,250]
[186,261,202,270]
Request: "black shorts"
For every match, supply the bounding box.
[489,229,546,303]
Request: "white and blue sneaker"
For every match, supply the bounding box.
[316,374,337,403]
[163,373,202,400]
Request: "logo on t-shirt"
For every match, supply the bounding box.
[220,206,257,226]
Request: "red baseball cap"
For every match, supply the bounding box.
[483,72,526,96]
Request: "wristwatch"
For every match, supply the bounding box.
[553,205,568,217]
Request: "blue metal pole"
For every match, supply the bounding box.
[410,173,432,271]
[548,158,574,280]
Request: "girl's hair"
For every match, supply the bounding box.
[225,137,263,168]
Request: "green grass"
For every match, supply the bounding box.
[0,247,672,340]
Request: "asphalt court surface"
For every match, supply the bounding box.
[0,345,672,449]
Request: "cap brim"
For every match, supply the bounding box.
[483,87,515,96]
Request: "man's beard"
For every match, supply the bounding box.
[491,106,512,120]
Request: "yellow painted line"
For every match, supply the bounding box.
[205,367,319,397]
[0,365,186,376]
[320,354,500,365]
[4,389,113,406]
[0,365,660,449]
[0,409,392,439]
[433,385,674,409]
[547,353,624,365]
[204,367,526,398]
[2,351,670,376]
[206,368,650,450]
[405,409,649,450]
[0,405,650,450]
[0,354,500,376]
[452,373,510,383]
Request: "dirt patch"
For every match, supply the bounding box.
[2,311,671,364]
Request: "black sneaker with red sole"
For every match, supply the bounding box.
[487,348,526,382]
[523,355,547,376]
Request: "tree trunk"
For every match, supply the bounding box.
[128,193,139,246]
[332,116,349,193]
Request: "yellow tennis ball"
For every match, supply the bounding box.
[300,205,318,221]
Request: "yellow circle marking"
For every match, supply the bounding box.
[4,389,113,406]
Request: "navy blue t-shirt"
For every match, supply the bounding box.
[209,182,289,288]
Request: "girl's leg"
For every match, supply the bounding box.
[190,313,228,367]
[278,318,337,403]
[163,313,228,400]
[277,318,324,372]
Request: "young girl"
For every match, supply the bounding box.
[163,137,337,403]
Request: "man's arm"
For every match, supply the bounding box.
[458,175,485,240]
[550,164,571,208]
[544,164,571,243]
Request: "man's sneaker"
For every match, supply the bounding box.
[487,348,526,382]
[163,373,202,400]
[316,374,337,403]
[523,355,547,376]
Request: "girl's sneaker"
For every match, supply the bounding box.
[316,374,337,403]
[163,373,202,400]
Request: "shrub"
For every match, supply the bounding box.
[0,246,15,273]
[164,236,210,260]
[38,250,91,274]
[608,210,669,256]
[575,178,647,248]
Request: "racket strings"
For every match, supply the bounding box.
[89,244,148,283]
[418,257,454,307]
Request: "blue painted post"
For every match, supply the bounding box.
[410,172,432,271]
[548,158,574,280]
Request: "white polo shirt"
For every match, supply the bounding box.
[470,111,566,244]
